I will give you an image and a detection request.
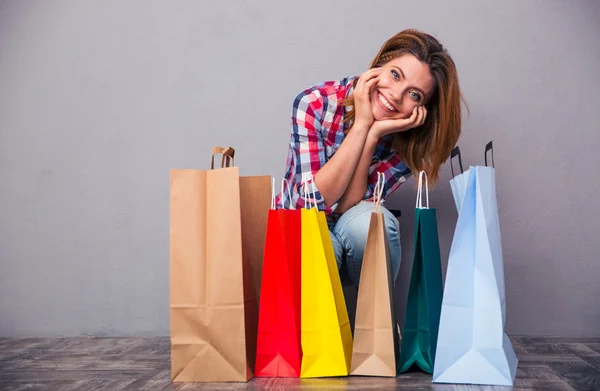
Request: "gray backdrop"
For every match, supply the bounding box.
[1,0,599,337]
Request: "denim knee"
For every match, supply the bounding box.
[332,202,402,286]
[329,230,343,270]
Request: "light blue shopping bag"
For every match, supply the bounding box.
[433,143,518,386]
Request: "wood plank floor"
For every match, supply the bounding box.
[1,337,600,390]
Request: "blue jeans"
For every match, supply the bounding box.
[329,201,402,286]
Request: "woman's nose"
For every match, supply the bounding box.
[388,85,404,105]
[389,91,404,109]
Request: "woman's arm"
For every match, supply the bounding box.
[314,122,370,208]
[334,133,378,213]
[280,83,368,212]
[335,105,428,212]
[314,68,381,208]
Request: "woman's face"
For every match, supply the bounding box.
[370,54,435,121]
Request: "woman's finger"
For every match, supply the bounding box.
[363,67,382,79]
[411,106,423,127]
[365,76,379,94]
[419,106,428,126]
[415,106,425,127]
[408,106,419,123]
[355,71,369,93]
[355,76,365,94]
[358,68,381,85]
[366,67,383,78]
[388,107,418,130]
[357,68,382,92]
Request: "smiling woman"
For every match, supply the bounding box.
[369,56,435,120]
[275,29,464,287]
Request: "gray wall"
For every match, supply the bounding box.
[1,0,599,337]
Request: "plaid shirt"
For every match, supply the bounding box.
[276,76,412,218]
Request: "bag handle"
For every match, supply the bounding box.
[485,141,495,168]
[210,146,235,169]
[280,178,293,210]
[270,177,276,210]
[450,146,464,178]
[372,172,385,213]
[271,177,294,210]
[301,173,318,209]
[416,171,429,209]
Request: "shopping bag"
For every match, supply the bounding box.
[398,172,443,374]
[433,142,518,386]
[300,175,353,378]
[170,146,271,382]
[255,180,302,377]
[350,173,399,377]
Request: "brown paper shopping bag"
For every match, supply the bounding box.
[170,146,271,382]
[350,173,399,377]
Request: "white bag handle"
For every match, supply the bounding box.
[280,178,294,210]
[270,177,276,210]
[301,173,318,209]
[373,172,385,213]
[416,171,429,209]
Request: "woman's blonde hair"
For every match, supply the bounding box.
[344,29,465,184]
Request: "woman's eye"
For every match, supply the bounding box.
[410,91,421,101]
[391,70,400,80]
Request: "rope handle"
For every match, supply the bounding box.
[372,172,385,213]
[301,173,318,209]
[416,171,429,209]
[280,179,293,209]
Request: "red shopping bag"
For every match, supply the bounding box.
[255,180,302,377]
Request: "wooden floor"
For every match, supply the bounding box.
[1,337,600,390]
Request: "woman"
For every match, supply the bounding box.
[276,29,463,286]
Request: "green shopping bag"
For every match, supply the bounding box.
[398,171,444,374]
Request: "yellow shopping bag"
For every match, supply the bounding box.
[300,177,353,378]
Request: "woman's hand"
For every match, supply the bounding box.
[353,68,382,130]
[369,105,428,140]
